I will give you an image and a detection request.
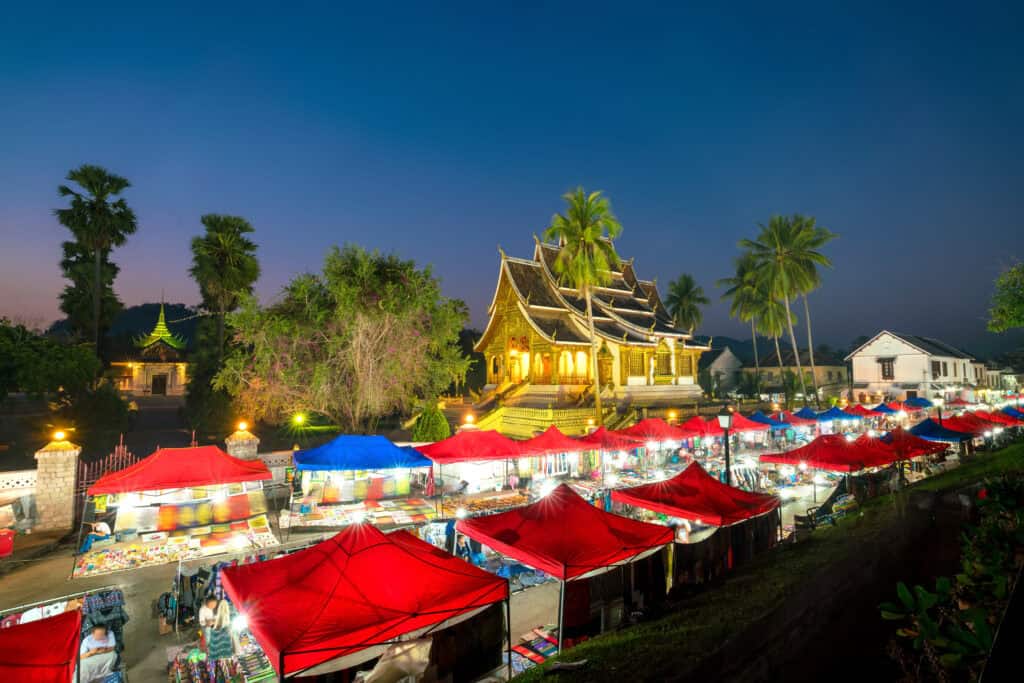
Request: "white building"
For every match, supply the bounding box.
[698,347,744,394]
[845,331,976,403]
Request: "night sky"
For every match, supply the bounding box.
[2,2,1022,354]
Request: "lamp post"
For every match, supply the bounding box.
[717,405,734,487]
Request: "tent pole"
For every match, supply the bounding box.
[279,653,285,682]
[557,579,566,655]
[505,596,512,681]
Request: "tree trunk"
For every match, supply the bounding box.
[782,295,808,403]
[92,247,102,355]
[217,301,226,361]
[803,293,820,407]
[750,318,760,390]
[774,336,784,370]
[585,285,604,425]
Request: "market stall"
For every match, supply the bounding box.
[222,524,510,680]
[457,483,673,652]
[909,419,976,443]
[74,446,276,578]
[281,434,436,532]
[611,462,781,579]
[0,609,81,683]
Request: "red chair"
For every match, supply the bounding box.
[0,529,16,559]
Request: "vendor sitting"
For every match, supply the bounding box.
[79,521,112,553]
[79,624,117,682]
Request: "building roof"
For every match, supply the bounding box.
[475,239,710,352]
[845,330,974,361]
[134,304,188,351]
[742,348,845,369]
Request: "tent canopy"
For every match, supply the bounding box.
[611,462,779,526]
[222,525,508,678]
[818,406,861,422]
[947,397,973,407]
[0,609,82,683]
[415,429,524,464]
[974,410,1024,427]
[748,411,788,429]
[909,419,973,442]
[760,434,880,472]
[520,426,585,455]
[845,404,873,417]
[680,415,714,436]
[295,435,432,471]
[777,410,817,426]
[871,403,897,415]
[880,427,949,459]
[576,426,643,451]
[722,412,771,433]
[89,445,271,495]
[456,484,673,581]
[794,407,818,420]
[905,396,934,409]
[942,414,999,435]
[615,418,698,442]
[1003,407,1024,420]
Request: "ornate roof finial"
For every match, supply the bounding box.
[135,303,187,351]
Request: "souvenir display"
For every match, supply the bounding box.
[281,497,437,529]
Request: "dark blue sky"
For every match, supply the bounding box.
[2,2,1022,354]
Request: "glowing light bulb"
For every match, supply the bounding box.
[53,430,66,441]
[237,421,248,432]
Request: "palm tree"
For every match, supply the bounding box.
[718,253,762,390]
[54,165,137,353]
[189,215,261,358]
[665,273,709,334]
[790,214,836,406]
[543,187,622,425]
[741,216,828,405]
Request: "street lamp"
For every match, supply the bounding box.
[717,405,734,487]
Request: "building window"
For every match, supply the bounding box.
[931,360,941,379]
[953,363,958,377]
[656,349,671,375]
[678,353,693,377]
[942,361,948,376]
[627,350,645,376]
[881,359,895,380]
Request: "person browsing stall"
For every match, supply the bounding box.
[79,624,117,682]
[79,520,112,553]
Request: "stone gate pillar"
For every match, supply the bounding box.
[34,433,81,532]
[225,423,260,461]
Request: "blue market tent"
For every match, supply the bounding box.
[294,435,432,471]
[1003,407,1024,420]
[794,407,818,420]
[872,403,897,415]
[818,406,861,421]
[909,419,973,443]
[905,396,934,409]
[748,411,789,429]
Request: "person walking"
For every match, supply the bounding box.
[207,600,235,661]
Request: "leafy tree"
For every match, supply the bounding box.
[789,214,836,405]
[736,371,761,401]
[740,216,828,404]
[54,165,137,353]
[58,241,123,346]
[0,319,100,402]
[183,317,236,437]
[719,253,763,390]
[665,273,709,334]
[215,245,470,432]
[543,187,622,425]
[411,403,451,442]
[987,263,1024,332]
[189,215,261,358]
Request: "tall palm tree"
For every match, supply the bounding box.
[741,216,828,405]
[790,214,836,405]
[665,273,709,334]
[755,293,798,408]
[718,253,762,389]
[189,215,261,358]
[543,187,622,425]
[54,165,137,353]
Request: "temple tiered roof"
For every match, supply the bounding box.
[476,238,709,351]
[134,304,188,351]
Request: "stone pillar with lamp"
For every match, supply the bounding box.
[33,431,81,532]
[225,421,260,461]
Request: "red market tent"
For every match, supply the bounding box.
[456,483,673,581]
[881,427,950,459]
[943,414,999,435]
[615,418,699,442]
[222,525,509,678]
[851,435,907,468]
[845,404,874,417]
[0,609,82,682]
[576,427,643,451]
[416,429,525,464]
[520,426,585,455]
[88,445,271,495]
[611,462,779,526]
[680,415,714,436]
[760,435,880,472]
[724,413,771,434]
[973,410,1024,427]
[947,397,973,407]
[775,410,817,427]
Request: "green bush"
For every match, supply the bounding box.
[412,404,451,442]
